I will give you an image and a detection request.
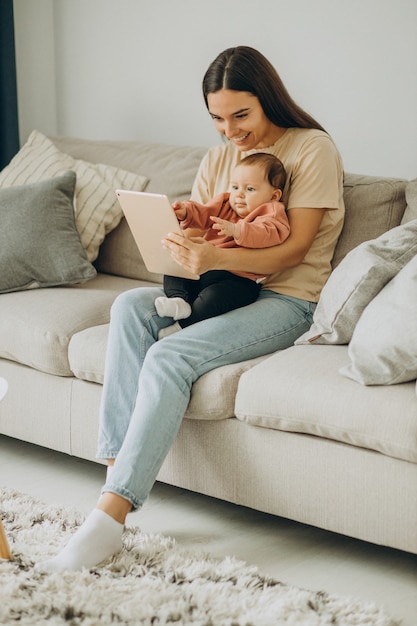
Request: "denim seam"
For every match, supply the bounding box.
[101,484,142,511]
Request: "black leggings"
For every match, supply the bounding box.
[163,270,261,328]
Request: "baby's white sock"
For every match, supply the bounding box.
[158,321,182,340]
[36,508,123,572]
[155,296,191,320]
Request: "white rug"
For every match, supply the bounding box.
[0,487,398,626]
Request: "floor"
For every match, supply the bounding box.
[1,435,416,625]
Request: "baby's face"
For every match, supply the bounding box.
[229,163,278,217]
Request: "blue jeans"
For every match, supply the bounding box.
[97,287,316,510]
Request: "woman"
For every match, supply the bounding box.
[39,46,344,572]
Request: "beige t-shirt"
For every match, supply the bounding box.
[191,128,345,302]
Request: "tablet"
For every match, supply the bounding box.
[116,190,199,280]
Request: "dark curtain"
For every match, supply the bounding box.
[0,0,19,170]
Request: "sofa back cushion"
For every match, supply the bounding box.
[52,138,409,280]
[101,170,409,280]
[332,173,408,268]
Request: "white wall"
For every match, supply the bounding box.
[13,0,417,179]
[13,0,57,138]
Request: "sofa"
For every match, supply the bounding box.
[0,130,416,555]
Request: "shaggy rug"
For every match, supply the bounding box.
[0,488,399,626]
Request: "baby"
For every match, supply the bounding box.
[156,152,290,338]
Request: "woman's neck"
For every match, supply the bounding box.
[255,126,287,149]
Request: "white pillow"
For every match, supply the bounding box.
[0,130,148,261]
[340,254,417,385]
[295,219,417,345]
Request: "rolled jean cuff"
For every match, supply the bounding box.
[96,449,119,460]
[101,484,142,511]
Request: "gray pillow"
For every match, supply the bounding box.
[295,219,417,345]
[0,171,96,293]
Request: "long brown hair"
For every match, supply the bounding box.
[202,46,326,132]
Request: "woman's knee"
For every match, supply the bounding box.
[145,336,198,389]
[110,287,161,321]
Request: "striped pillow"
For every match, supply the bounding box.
[0,130,148,262]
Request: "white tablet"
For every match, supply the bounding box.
[116,190,199,280]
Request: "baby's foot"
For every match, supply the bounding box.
[36,508,123,572]
[155,297,191,320]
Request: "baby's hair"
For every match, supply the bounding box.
[238,153,287,191]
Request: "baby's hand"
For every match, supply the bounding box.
[172,201,187,221]
[210,216,240,238]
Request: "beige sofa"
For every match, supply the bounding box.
[0,134,416,556]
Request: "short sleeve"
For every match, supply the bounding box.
[286,135,343,211]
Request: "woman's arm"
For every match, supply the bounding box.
[163,207,326,276]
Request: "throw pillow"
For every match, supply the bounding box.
[295,219,417,345]
[0,130,148,261]
[0,172,96,293]
[401,178,417,224]
[339,254,417,385]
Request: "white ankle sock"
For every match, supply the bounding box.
[36,508,123,572]
[155,296,191,320]
[158,321,182,340]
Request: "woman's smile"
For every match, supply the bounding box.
[207,90,284,151]
[232,132,251,146]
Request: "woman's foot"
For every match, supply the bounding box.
[155,296,191,320]
[36,508,123,572]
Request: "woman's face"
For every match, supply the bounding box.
[207,89,283,151]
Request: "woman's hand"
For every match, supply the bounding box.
[162,232,220,275]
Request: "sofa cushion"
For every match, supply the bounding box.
[0,130,148,262]
[51,136,207,281]
[295,219,417,346]
[51,136,207,201]
[68,322,267,420]
[402,178,417,224]
[340,254,417,385]
[235,345,417,464]
[332,173,407,268]
[185,356,268,420]
[93,218,164,284]
[0,274,145,376]
[0,172,96,293]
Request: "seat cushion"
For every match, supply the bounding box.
[69,321,267,420]
[0,274,146,376]
[235,345,417,463]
